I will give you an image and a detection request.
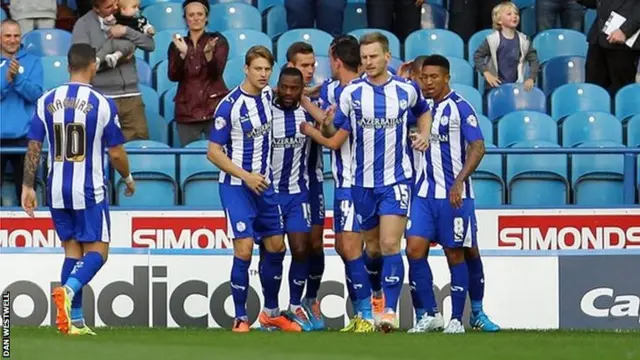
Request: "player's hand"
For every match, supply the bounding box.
[323,105,336,127]
[21,185,38,218]
[300,121,317,136]
[304,84,322,98]
[410,132,429,152]
[172,34,189,56]
[108,25,128,39]
[124,179,136,196]
[484,72,501,88]
[243,172,269,195]
[397,61,412,79]
[449,180,464,209]
[607,29,627,44]
[523,79,534,91]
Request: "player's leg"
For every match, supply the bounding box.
[302,182,325,329]
[256,186,301,332]
[465,242,500,332]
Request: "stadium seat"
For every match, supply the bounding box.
[276,29,333,64]
[389,57,404,73]
[264,5,288,39]
[162,86,177,119]
[467,29,493,65]
[512,0,534,8]
[542,56,586,96]
[572,141,625,205]
[210,0,253,4]
[507,141,569,205]
[562,111,622,147]
[0,8,6,22]
[615,83,640,122]
[322,150,331,175]
[154,60,176,96]
[208,3,262,32]
[223,29,273,59]
[477,114,493,144]
[115,140,178,206]
[447,57,474,86]
[21,29,72,57]
[141,0,173,7]
[148,29,182,68]
[146,110,169,144]
[497,111,557,147]
[142,3,186,31]
[532,29,588,64]
[486,84,546,121]
[450,83,483,115]
[627,115,640,147]
[405,29,464,60]
[257,0,284,13]
[584,9,596,35]
[314,55,332,85]
[136,58,153,87]
[139,84,160,115]
[551,83,611,121]
[180,140,222,207]
[349,29,401,58]
[323,176,335,209]
[41,56,69,90]
[472,143,504,206]
[420,3,448,29]
[223,56,281,89]
[519,6,536,37]
[343,3,367,33]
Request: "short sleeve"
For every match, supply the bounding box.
[409,80,430,119]
[458,102,483,142]
[103,99,126,148]
[27,101,46,142]
[318,81,331,110]
[209,100,232,145]
[334,87,352,132]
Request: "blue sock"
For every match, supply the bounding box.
[467,255,485,315]
[230,257,250,319]
[259,250,285,310]
[305,252,324,300]
[62,258,83,321]
[408,257,439,316]
[364,252,383,293]
[449,262,469,321]
[65,252,104,295]
[381,253,404,312]
[346,255,372,303]
[288,259,308,306]
[344,264,356,311]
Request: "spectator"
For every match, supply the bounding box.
[366,0,422,43]
[473,1,539,93]
[167,0,229,147]
[0,19,43,204]
[72,0,155,141]
[285,0,346,37]
[9,0,57,33]
[536,0,584,32]
[579,0,640,96]
[449,0,502,43]
[76,0,94,18]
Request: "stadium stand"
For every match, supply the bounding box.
[541,56,586,96]
[342,2,367,33]
[532,29,588,64]
[276,29,333,64]
[497,111,558,147]
[21,29,73,57]
[572,141,625,206]
[136,59,153,88]
[41,56,69,90]
[223,28,273,59]
[420,3,449,29]
[551,83,611,121]
[180,140,222,207]
[349,29,401,58]
[405,29,464,60]
[208,2,262,32]
[615,84,640,122]
[487,84,546,121]
[561,112,622,147]
[473,143,505,205]
[142,3,186,31]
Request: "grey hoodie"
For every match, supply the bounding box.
[72,10,155,96]
[10,0,57,21]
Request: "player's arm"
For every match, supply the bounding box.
[300,96,332,129]
[104,100,135,195]
[450,107,485,208]
[21,105,46,217]
[409,82,432,151]
[300,93,351,150]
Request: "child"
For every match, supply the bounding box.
[97,0,155,69]
[473,1,539,92]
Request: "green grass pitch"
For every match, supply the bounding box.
[8,327,640,360]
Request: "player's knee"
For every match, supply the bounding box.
[263,235,286,253]
[464,246,480,260]
[444,247,465,265]
[380,237,401,255]
[233,238,254,260]
[289,242,309,261]
[405,237,429,260]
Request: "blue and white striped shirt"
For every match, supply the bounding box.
[415,91,483,199]
[27,82,125,209]
[336,75,430,188]
[209,86,274,186]
[308,93,324,184]
[319,78,353,188]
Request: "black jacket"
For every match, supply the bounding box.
[578,0,640,50]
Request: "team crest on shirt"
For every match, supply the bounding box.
[399,100,408,110]
[236,221,246,232]
[440,116,449,126]
[466,114,478,127]
[214,117,226,130]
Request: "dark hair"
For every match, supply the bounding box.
[286,42,314,63]
[68,43,97,72]
[279,67,303,82]
[182,0,210,13]
[331,38,360,73]
[412,55,429,74]
[330,34,358,49]
[245,45,275,67]
[422,54,450,73]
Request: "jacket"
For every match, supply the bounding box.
[473,30,539,87]
[167,31,229,123]
[579,0,640,50]
[10,0,57,21]
[72,10,155,96]
[0,48,43,139]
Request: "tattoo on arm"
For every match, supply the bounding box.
[455,140,485,184]
[22,140,42,188]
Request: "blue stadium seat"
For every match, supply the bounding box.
[139,84,160,115]
[223,56,281,89]
[154,60,176,96]
[22,29,72,57]
[350,29,401,58]
[258,0,284,13]
[162,86,177,120]
[584,9,596,35]
[146,110,169,144]
[210,0,253,4]
[477,114,493,144]
[498,111,557,147]
[572,141,625,205]
[276,29,333,64]
[551,83,610,121]
[472,143,504,205]
[562,111,622,147]
[447,56,473,86]
[627,115,640,147]
[512,0,534,8]
[389,57,404,73]
[136,58,153,87]
[532,29,588,64]
[615,83,640,122]
[322,149,331,175]
[314,55,331,85]
[420,4,448,29]
[507,141,569,205]
[487,84,546,121]
[520,6,536,37]
[180,140,222,207]
[0,8,6,22]
[343,3,367,33]
[542,56,585,96]
[142,3,186,31]
[467,29,493,65]
[450,83,483,115]
[41,56,69,90]
[264,5,288,39]
[148,29,182,68]
[223,29,273,59]
[208,2,262,32]
[323,175,335,210]
[141,0,173,7]
[405,29,464,60]
[116,140,178,206]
